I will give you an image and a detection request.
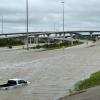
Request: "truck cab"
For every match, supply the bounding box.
[8,79,27,85]
[0,78,30,90]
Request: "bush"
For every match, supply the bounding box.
[32,41,83,50]
[73,40,82,45]
[35,45,41,49]
[0,38,24,47]
[8,45,12,49]
[33,45,42,49]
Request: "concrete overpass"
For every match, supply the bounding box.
[0,31,99,46]
[0,30,99,39]
[0,30,99,38]
[0,30,100,35]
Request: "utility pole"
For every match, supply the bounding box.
[61,1,65,42]
[1,16,3,34]
[26,0,29,50]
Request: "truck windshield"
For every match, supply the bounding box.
[7,80,17,85]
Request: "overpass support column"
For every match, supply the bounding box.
[59,33,62,37]
[70,33,73,45]
[5,35,7,38]
[36,35,39,45]
[34,37,36,44]
[90,32,93,40]
[22,36,27,45]
[59,33,63,43]
[34,35,39,45]
[29,37,32,44]
[47,34,50,45]
[63,32,65,38]
[63,32,66,43]
[55,33,57,38]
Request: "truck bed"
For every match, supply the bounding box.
[0,83,15,87]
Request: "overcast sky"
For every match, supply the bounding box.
[0,0,100,33]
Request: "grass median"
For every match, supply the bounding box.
[74,71,100,91]
[33,40,83,50]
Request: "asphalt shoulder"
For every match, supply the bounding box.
[58,86,100,100]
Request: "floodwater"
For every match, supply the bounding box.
[0,42,100,100]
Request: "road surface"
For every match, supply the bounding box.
[0,41,100,100]
[58,86,100,100]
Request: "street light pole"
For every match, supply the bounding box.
[1,16,3,34]
[61,1,65,41]
[26,0,29,50]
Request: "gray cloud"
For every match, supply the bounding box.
[0,0,100,33]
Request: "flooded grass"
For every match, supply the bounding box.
[74,71,100,91]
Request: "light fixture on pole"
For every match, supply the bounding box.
[26,0,29,50]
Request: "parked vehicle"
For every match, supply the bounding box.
[0,78,30,90]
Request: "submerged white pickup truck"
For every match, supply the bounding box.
[0,78,30,90]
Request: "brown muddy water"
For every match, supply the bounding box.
[0,43,100,100]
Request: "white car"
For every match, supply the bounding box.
[0,78,30,90]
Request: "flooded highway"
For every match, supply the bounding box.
[0,42,100,100]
